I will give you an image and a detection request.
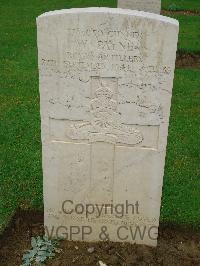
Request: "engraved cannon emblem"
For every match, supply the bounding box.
[66,86,143,145]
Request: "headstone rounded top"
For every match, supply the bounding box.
[37,6,179,247]
[37,7,178,27]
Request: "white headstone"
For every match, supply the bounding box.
[37,8,178,246]
[118,0,161,14]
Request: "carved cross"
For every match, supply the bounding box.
[65,82,143,204]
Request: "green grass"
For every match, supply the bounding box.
[167,14,200,54]
[0,0,200,232]
[161,69,200,227]
[162,0,200,12]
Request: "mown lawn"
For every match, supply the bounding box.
[162,0,200,12]
[167,14,200,54]
[161,68,200,227]
[0,0,200,233]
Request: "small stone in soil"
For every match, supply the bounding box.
[99,261,107,266]
[87,247,95,253]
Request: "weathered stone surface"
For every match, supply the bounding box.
[118,0,161,14]
[37,8,178,246]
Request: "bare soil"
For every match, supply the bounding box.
[0,211,200,266]
[161,10,200,16]
[176,53,200,68]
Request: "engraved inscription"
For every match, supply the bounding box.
[37,9,178,245]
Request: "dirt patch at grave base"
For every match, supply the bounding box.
[161,10,200,16]
[0,211,200,266]
[176,53,200,68]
